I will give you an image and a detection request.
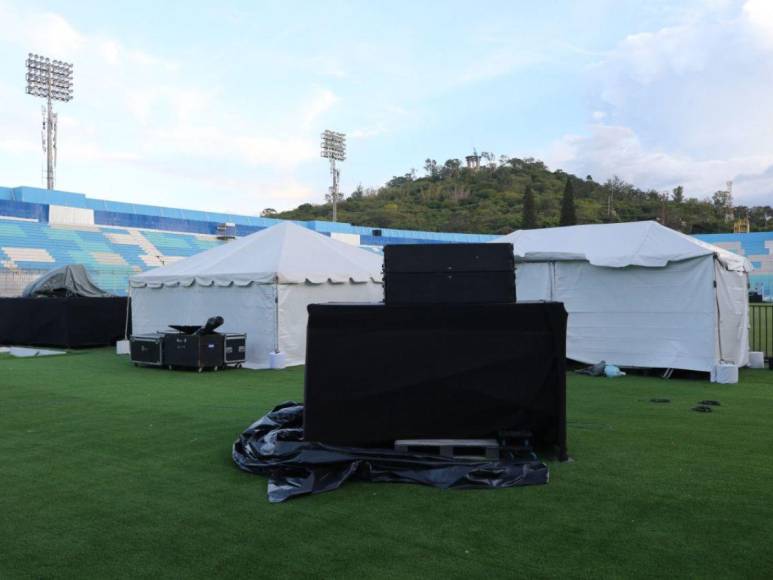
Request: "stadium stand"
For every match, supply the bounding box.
[1,184,770,299]
[0,185,492,296]
[695,232,773,300]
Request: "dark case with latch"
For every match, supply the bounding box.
[223,333,247,364]
[129,333,164,366]
[163,333,224,369]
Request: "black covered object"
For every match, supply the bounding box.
[233,402,548,502]
[304,301,567,459]
[22,264,112,298]
[0,296,128,348]
[383,243,515,304]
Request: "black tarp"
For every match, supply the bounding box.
[233,402,549,502]
[0,297,129,347]
[303,301,567,459]
[22,264,112,298]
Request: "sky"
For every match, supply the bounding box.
[0,0,772,215]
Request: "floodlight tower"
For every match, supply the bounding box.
[320,130,346,222]
[25,53,74,190]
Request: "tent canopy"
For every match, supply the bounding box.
[130,222,384,288]
[496,221,751,272]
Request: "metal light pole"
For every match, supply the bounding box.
[25,53,73,190]
[320,130,346,222]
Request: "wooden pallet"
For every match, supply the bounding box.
[394,438,500,460]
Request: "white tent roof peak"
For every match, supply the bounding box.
[130,221,384,288]
[493,221,750,271]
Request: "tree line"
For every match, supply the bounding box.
[270,155,772,234]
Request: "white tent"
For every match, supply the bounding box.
[129,222,383,369]
[494,221,751,373]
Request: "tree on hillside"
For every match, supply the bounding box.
[672,185,684,204]
[261,208,277,217]
[559,179,577,226]
[522,184,537,229]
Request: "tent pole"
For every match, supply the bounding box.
[124,284,131,340]
[274,278,279,353]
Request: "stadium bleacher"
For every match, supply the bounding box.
[1,184,770,298]
[695,232,773,299]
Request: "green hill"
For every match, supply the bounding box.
[274,156,771,235]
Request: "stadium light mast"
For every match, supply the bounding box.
[320,129,346,222]
[25,53,74,190]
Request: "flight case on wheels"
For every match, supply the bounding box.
[223,333,247,367]
[163,332,225,372]
[129,333,164,367]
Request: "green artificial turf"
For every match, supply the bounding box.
[1,349,772,579]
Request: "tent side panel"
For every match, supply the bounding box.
[553,258,717,372]
[277,282,384,367]
[714,260,750,367]
[130,285,275,369]
[514,262,552,300]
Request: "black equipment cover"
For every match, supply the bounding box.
[304,301,567,459]
[0,296,128,347]
[233,402,549,502]
[383,243,516,304]
[22,264,112,298]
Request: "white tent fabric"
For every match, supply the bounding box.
[130,222,383,369]
[500,220,749,272]
[494,221,751,373]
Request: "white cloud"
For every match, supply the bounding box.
[743,0,773,49]
[300,88,338,127]
[549,0,773,205]
[547,124,773,203]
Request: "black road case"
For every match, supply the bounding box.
[129,333,164,367]
[223,333,247,366]
[163,332,225,371]
[383,243,516,304]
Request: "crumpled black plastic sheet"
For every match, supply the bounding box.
[232,402,549,502]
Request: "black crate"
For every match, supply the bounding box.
[129,334,164,366]
[224,333,246,364]
[163,333,224,370]
[383,243,515,304]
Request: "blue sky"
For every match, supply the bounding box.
[0,0,772,214]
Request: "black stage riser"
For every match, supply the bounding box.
[0,297,129,348]
[303,302,567,459]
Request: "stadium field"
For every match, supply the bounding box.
[1,349,772,579]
